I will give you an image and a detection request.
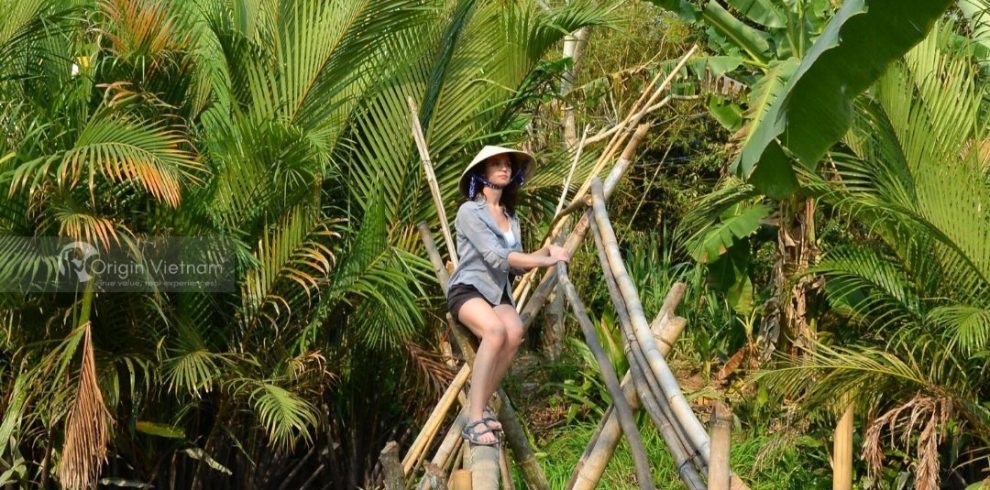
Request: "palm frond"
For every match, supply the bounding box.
[7,110,203,208]
[237,380,319,453]
[237,204,338,342]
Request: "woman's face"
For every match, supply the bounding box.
[483,154,513,186]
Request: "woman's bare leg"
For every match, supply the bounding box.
[481,305,524,431]
[457,298,507,444]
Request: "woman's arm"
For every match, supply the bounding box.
[507,245,569,270]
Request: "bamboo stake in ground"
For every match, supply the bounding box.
[589,177,712,462]
[709,402,732,490]
[558,262,655,490]
[833,400,854,490]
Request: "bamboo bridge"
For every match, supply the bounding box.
[385,46,749,489]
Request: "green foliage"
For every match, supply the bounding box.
[0,0,618,487]
[740,0,952,197]
[762,25,990,486]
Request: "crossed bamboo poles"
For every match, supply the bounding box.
[382,45,749,489]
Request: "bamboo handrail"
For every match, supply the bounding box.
[517,124,650,331]
[558,262,655,490]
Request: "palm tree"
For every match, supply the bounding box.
[763,24,990,489]
[0,0,616,488]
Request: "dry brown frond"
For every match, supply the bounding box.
[57,323,113,490]
[403,340,455,399]
[862,395,951,490]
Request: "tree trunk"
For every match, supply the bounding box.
[776,197,818,355]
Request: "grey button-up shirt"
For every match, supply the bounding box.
[448,198,526,307]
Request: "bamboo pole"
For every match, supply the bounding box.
[409,97,457,268]
[589,177,712,462]
[833,401,854,490]
[709,402,732,490]
[450,470,472,490]
[422,463,445,490]
[469,444,500,490]
[381,441,405,490]
[498,446,513,490]
[416,407,468,490]
[517,124,650,330]
[568,210,703,490]
[558,262,655,490]
[418,223,451,291]
[513,106,654,306]
[577,211,702,488]
[402,366,472,474]
[589,211,700,464]
[548,44,698,230]
[569,315,703,490]
[555,126,589,217]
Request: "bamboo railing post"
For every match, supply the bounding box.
[558,262,655,490]
[567,209,704,490]
[709,402,732,490]
[589,177,712,461]
[833,400,854,490]
[381,441,405,490]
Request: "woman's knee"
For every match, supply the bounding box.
[480,320,507,347]
[504,320,524,349]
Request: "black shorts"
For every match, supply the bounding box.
[447,283,512,320]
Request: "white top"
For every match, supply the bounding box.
[502,229,517,248]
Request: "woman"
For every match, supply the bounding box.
[447,145,571,446]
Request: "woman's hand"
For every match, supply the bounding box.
[548,245,571,263]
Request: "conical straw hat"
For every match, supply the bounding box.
[458,145,536,199]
